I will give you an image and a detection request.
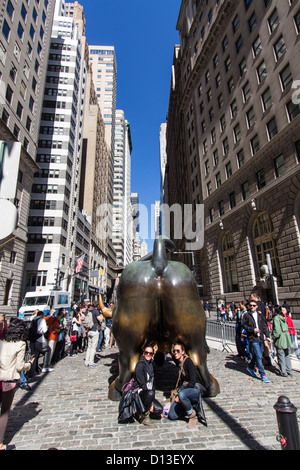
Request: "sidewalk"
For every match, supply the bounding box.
[3,343,300,451]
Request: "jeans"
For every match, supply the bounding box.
[249,340,265,377]
[290,334,300,358]
[168,387,200,420]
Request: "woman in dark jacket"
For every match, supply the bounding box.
[168,341,206,429]
[132,344,162,426]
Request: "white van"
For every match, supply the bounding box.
[18,290,71,320]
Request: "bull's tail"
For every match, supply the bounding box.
[151,237,175,277]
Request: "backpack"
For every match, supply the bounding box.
[82,311,94,330]
[28,317,42,342]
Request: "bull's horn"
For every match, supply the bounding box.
[99,293,113,319]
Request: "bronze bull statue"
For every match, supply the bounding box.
[105,237,220,401]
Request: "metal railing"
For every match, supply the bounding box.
[206,320,236,352]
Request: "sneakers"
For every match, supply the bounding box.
[261,375,270,383]
[42,367,54,373]
[247,367,258,378]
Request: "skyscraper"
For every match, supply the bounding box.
[88,45,117,280]
[24,0,89,302]
[0,0,55,314]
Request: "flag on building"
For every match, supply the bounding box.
[75,254,85,274]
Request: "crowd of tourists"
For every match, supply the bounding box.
[0,293,299,447]
[205,293,299,382]
[0,299,114,450]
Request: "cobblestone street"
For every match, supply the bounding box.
[3,344,300,451]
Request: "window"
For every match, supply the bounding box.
[279,64,293,91]
[244,0,253,11]
[235,36,243,53]
[286,100,300,122]
[252,36,262,57]
[294,10,300,34]
[268,9,279,33]
[26,271,47,288]
[3,279,13,305]
[237,149,245,167]
[2,20,10,41]
[242,82,251,102]
[6,84,13,104]
[251,135,260,155]
[222,231,239,293]
[219,200,225,216]
[295,139,300,163]
[256,169,266,189]
[241,181,250,200]
[225,162,232,178]
[222,137,229,156]
[43,252,51,262]
[274,36,286,61]
[216,172,221,188]
[261,87,272,111]
[229,192,236,209]
[246,107,255,128]
[7,0,14,19]
[248,13,257,32]
[267,117,278,139]
[16,101,23,118]
[232,15,239,33]
[257,61,267,83]
[253,212,280,277]
[230,99,238,118]
[17,22,24,40]
[233,123,241,143]
[274,154,285,177]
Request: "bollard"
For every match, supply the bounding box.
[274,396,300,450]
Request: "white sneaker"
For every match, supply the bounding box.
[42,367,54,373]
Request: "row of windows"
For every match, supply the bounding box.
[207,140,300,224]
[221,210,281,295]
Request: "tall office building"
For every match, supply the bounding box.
[113,110,133,266]
[131,192,142,261]
[166,0,300,313]
[65,1,112,299]
[0,0,55,314]
[89,45,117,281]
[24,0,89,302]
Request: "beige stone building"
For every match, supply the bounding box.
[165,0,300,315]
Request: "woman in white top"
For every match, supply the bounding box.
[0,318,34,450]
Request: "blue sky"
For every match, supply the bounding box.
[74,0,181,250]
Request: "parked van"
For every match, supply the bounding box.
[18,290,71,320]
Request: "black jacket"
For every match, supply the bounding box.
[178,356,198,389]
[242,310,270,343]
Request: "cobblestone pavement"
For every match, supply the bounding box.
[4,345,300,451]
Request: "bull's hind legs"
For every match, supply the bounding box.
[188,349,220,398]
[108,349,140,401]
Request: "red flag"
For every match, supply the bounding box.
[75,254,85,274]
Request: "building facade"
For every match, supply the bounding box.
[166,0,300,314]
[88,45,117,284]
[0,0,55,314]
[24,0,89,302]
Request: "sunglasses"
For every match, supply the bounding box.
[144,351,154,356]
[249,304,257,307]
[172,349,181,354]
